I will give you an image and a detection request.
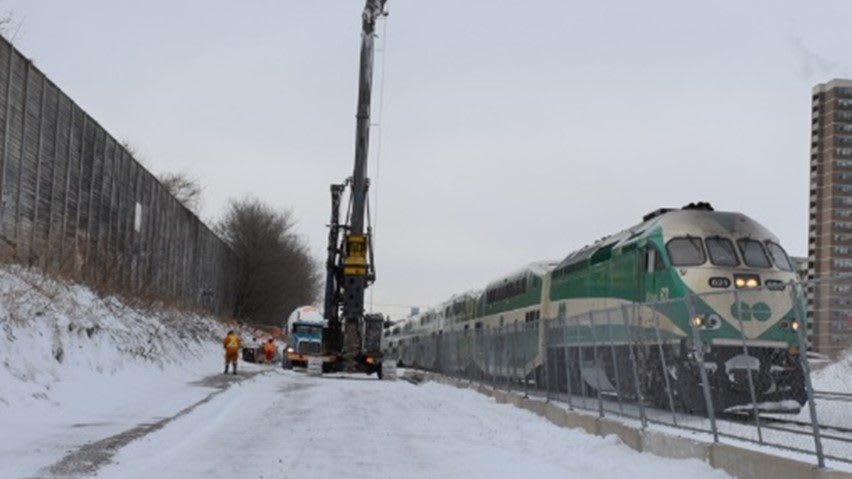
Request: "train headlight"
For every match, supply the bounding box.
[692,316,704,328]
[733,274,761,289]
[791,321,800,332]
[287,347,294,353]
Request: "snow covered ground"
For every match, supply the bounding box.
[94,371,732,479]
[812,350,852,394]
[2,264,842,478]
[0,266,244,478]
[0,263,731,479]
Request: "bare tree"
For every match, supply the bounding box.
[217,197,321,327]
[0,9,22,42]
[158,172,203,215]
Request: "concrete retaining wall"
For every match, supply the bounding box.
[643,430,710,461]
[415,373,852,479]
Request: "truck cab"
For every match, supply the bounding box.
[284,306,335,369]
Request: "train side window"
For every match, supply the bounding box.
[765,241,793,271]
[644,248,664,272]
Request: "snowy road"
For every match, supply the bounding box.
[87,370,730,479]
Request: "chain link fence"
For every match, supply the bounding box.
[390,279,852,469]
[0,37,237,314]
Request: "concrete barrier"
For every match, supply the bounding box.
[543,403,567,427]
[492,390,510,404]
[562,410,600,436]
[476,385,493,397]
[506,394,523,407]
[520,397,547,417]
[642,430,710,462]
[598,418,643,452]
[815,469,852,479]
[709,443,819,479]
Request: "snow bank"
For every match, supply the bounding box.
[0,265,228,409]
[0,265,245,477]
[811,350,852,394]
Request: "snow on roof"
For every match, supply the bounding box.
[484,260,558,288]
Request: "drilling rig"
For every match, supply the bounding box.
[322,0,387,376]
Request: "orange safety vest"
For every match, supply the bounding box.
[223,334,240,353]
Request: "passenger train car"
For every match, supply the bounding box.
[383,203,807,414]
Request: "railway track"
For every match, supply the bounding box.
[741,415,852,443]
[814,390,852,404]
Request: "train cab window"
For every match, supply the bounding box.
[705,237,740,266]
[765,241,793,271]
[666,237,706,266]
[737,239,771,268]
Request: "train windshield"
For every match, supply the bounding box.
[737,239,771,268]
[705,237,740,266]
[765,241,793,271]
[666,237,706,266]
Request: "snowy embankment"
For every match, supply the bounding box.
[801,350,852,429]
[812,351,852,394]
[0,266,237,478]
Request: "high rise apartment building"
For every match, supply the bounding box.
[808,79,852,354]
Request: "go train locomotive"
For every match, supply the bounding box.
[384,203,808,414]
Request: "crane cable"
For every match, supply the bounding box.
[369,15,389,314]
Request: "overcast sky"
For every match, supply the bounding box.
[4,0,851,319]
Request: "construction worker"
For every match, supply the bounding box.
[262,338,276,364]
[223,330,241,375]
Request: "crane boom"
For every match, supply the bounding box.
[323,0,387,372]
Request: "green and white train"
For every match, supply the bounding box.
[384,203,808,413]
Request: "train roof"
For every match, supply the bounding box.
[555,203,781,270]
[446,289,482,301]
[483,260,559,290]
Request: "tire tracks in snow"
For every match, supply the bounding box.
[29,369,271,479]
